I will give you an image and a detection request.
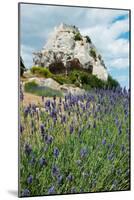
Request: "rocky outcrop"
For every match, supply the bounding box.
[33,23,108,81]
[26,77,60,90]
[60,84,85,95]
[25,77,85,95]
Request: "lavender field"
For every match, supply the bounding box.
[19,87,130,197]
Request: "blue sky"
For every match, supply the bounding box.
[20,4,130,88]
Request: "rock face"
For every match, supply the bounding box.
[33,23,108,81]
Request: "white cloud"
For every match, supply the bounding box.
[107,58,129,69]
[85,9,128,26]
[81,17,129,70]
[107,39,129,58]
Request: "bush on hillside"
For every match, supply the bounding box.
[20,57,26,76]
[106,75,120,89]
[74,32,82,41]
[52,75,72,85]
[30,66,52,78]
[85,36,92,43]
[90,48,97,61]
[69,70,120,90]
[29,67,120,91]
[68,70,104,89]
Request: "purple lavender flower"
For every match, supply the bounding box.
[39,158,47,167]
[24,144,32,156]
[80,147,88,158]
[115,116,119,126]
[20,92,24,101]
[71,187,76,193]
[78,128,82,137]
[126,169,129,176]
[31,120,35,134]
[20,124,24,134]
[31,104,36,112]
[44,145,48,152]
[67,174,73,182]
[93,121,96,129]
[40,124,45,137]
[45,100,51,108]
[107,144,111,149]
[121,144,125,152]
[59,97,62,103]
[46,135,53,144]
[70,125,74,134]
[27,175,33,184]
[29,156,35,165]
[24,107,29,118]
[61,115,66,123]
[57,175,63,185]
[102,139,106,145]
[53,117,57,125]
[21,189,30,197]
[112,180,118,189]
[53,95,56,101]
[52,165,59,177]
[117,168,122,176]
[80,188,84,193]
[48,186,55,194]
[76,160,81,166]
[118,125,122,135]
[65,95,67,102]
[108,152,114,160]
[53,147,59,158]
[92,178,97,188]
[82,172,89,178]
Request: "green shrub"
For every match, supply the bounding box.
[90,48,97,60]
[24,81,63,97]
[24,81,38,90]
[69,71,79,83]
[20,57,26,76]
[80,73,89,85]
[74,32,82,41]
[68,70,105,89]
[70,70,106,89]
[107,75,120,89]
[85,36,91,43]
[83,84,92,91]
[98,54,102,60]
[52,75,72,85]
[30,66,52,78]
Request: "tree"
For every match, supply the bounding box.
[20,57,26,76]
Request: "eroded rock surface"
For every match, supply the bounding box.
[33,23,108,81]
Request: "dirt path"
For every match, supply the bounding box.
[23,93,43,106]
[22,92,61,106]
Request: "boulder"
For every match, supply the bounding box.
[40,78,60,90]
[26,77,60,91]
[60,84,85,95]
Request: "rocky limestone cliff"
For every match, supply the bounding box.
[33,23,108,81]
